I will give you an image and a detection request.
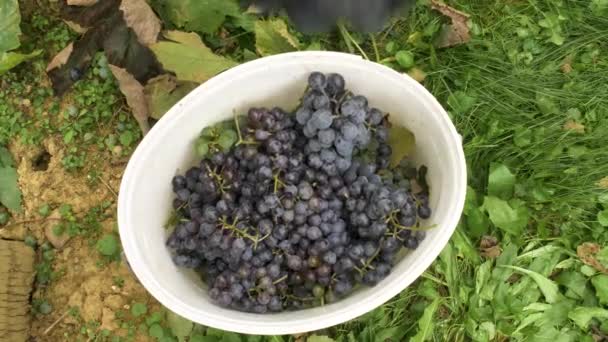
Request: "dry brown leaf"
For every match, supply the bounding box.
[431,0,471,48]
[480,236,501,258]
[407,68,427,83]
[119,0,161,46]
[564,120,585,134]
[480,235,498,249]
[46,43,74,72]
[63,20,88,34]
[577,242,608,274]
[109,65,150,134]
[561,56,573,74]
[481,245,501,258]
[67,0,98,6]
[598,177,608,189]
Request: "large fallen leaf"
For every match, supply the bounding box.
[150,0,243,34]
[46,43,73,71]
[48,1,162,95]
[255,18,300,56]
[0,147,22,213]
[109,65,150,134]
[0,50,42,74]
[483,196,529,236]
[67,0,99,6]
[487,163,516,200]
[569,307,608,330]
[0,0,21,52]
[119,0,161,46]
[144,74,197,120]
[500,265,561,303]
[431,0,471,48]
[387,125,416,168]
[150,31,238,83]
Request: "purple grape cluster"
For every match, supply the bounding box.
[167,72,431,313]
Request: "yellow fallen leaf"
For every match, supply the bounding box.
[597,177,608,189]
[46,43,74,72]
[431,0,471,48]
[109,65,150,134]
[563,120,585,134]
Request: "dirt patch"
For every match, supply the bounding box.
[0,240,36,342]
[2,137,159,341]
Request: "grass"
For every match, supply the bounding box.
[3,0,608,341]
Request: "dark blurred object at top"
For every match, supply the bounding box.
[245,0,415,33]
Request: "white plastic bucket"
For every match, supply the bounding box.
[118,52,466,335]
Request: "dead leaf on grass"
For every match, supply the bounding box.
[64,20,88,34]
[407,68,427,83]
[561,56,573,74]
[431,0,471,48]
[577,242,608,274]
[109,65,150,134]
[144,74,197,120]
[564,120,585,134]
[119,0,161,46]
[67,0,98,6]
[597,177,608,189]
[480,235,501,258]
[46,43,74,72]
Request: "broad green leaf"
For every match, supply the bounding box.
[568,307,608,330]
[556,271,589,300]
[166,310,193,342]
[487,163,515,200]
[307,336,335,342]
[0,0,21,52]
[158,0,242,34]
[597,209,608,227]
[190,334,219,342]
[475,260,493,295]
[150,31,238,83]
[513,126,532,147]
[483,196,528,235]
[146,311,164,326]
[395,50,415,69]
[255,18,300,56]
[466,207,490,238]
[447,91,476,114]
[374,326,407,342]
[0,147,13,167]
[410,298,440,342]
[464,186,478,215]
[500,265,560,303]
[387,125,416,168]
[144,74,198,120]
[96,234,120,257]
[0,50,41,74]
[0,163,22,212]
[591,274,608,305]
[131,303,148,317]
[149,324,165,339]
[452,226,481,265]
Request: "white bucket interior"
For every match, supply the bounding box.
[118,52,466,335]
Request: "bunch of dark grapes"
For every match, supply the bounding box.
[167,72,431,313]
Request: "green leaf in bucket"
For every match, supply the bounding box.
[387,125,416,168]
[195,138,210,158]
[217,129,237,152]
